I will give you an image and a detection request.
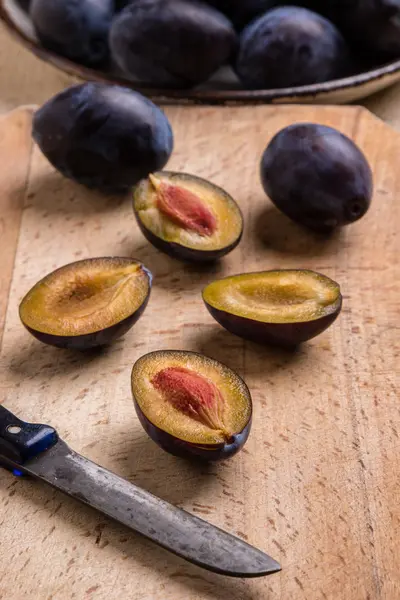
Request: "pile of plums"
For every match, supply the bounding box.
[27,0,400,90]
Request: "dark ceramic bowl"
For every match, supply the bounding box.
[2,0,400,105]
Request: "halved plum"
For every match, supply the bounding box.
[131,350,252,461]
[19,257,152,350]
[133,172,243,262]
[203,270,342,347]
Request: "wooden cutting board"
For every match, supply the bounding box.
[0,104,398,600]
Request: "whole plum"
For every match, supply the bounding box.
[335,0,400,58]
[32,83,173,192]
[260,123,373,232]
[235,6,350,89]
[205,1,278,29]
[291,0,400,58]
[109,0,237,87]
[30,0,113,66]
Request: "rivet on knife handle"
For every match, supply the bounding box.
[0,405,58,466]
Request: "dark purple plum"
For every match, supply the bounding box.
[19,258,152,350]
[260,123,373,232]
[32,83,173,192]
[131,350,252,461]
[16,0,32,10]
[205,0,278,29]
[336,0,400,58]
[235,6,350,89]
[203,270,342,347]
[272,1,337,16]
[109,0,237,87]
[30,0,113,67]
[133,172,243,262]
[291,0,400,58]
[114,0,132,11]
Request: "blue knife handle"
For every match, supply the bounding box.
[0,405,58,466]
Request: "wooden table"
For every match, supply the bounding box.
[0,25,399,600]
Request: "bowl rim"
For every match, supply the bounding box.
[2,0,400,105]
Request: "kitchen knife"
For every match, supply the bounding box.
[0,405,281,578]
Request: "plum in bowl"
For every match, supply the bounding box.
[2,0,400,103]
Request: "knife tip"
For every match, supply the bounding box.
[221,554,281,578]
[251,556,281,578]
[262,558,282,575]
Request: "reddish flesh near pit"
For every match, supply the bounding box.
[151,366,227,433]
[156,181,217,236]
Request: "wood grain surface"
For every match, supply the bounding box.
[0,105,399,600]
[0,107,33,346]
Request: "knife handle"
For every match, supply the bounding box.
[0,405,58,466]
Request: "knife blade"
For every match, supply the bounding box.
[0,405,281,578]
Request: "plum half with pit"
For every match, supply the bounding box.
[131,350,252,461]
[203,270,342,347]
[133,172,243,262]
[109,0,237,87]
[32,83,173,193]
[260,123,373,232]
[30,0,113,67]
[235,6,350,89]
[19,258,152,350]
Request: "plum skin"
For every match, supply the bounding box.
[339,1,400,58]
[235,6,350,89]
[16,0,32,10]
[285,0,400,58]
[260,123,373,232]
[315,0,400,58]
[114,0,132,11]
[32,83,173,193]
[205,0,279,30]
[30,0,113,67]
[134,214,243,263]
[203,299,342,347]
[110,0,237,88]
[135,403,252,461]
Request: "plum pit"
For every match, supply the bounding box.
[152,366,232,441]
[150,175,217,237]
